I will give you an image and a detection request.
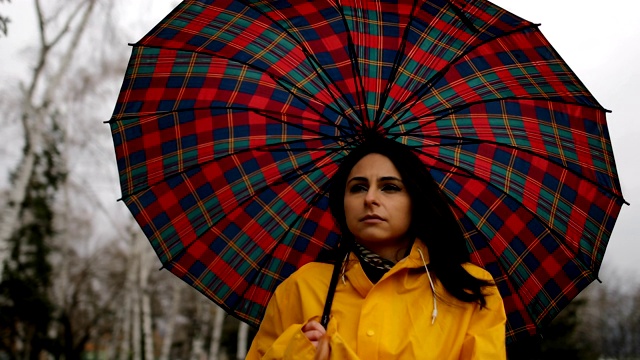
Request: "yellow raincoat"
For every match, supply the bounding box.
[246,241,506,359]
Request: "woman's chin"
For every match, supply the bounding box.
[354,235,401,249]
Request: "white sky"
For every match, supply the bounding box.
[489,1,640,280]
[1,1,638,280]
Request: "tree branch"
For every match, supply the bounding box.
[45,1,96,94]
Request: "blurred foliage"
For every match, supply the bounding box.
[507,297,601,360]
[0,0,10,37]
[0,123,66,358]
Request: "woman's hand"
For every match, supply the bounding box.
[301,320,326,348]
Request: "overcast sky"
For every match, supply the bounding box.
[1,1,638,281]
[490,1,640,280]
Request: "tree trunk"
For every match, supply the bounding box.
[159,279,182,360]
[0,0,98,282]
[120,291,132,360]
[200,299,214,360]
[131,238,142,360]
[209,306,226,360]
[107,293,124,360]
[236,322,250,360]
[140,246,155,360]
[0,150,35,281]
[190,297,207,360]
[115,235,138,360]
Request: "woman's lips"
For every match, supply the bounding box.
[360,214,384,223]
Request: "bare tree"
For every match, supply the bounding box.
[236,322,250,360]
[128,234,145,360]
[577,272,640,359]
[209,306,226,360]
[0,1,103,358]
[0,0,240,359]
[0,0,96,280]
[57,243,129,359]
[159,278,183,360]
[190,294,214,360]
[630,289,640,356]
[0,0,10,37]
[113,241,136,360]
[140,243,156,360]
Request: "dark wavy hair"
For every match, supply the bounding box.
[328,136,492,307]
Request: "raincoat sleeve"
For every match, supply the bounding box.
[246,277,361,360]
[245,286,316,359]
[459,267,507,359]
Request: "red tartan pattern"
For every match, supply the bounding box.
[110,0,624,343]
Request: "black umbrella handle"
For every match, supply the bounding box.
[320,254,345,328]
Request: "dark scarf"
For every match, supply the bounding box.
[353,242,396,283]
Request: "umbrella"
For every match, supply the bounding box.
[109,0,625,343]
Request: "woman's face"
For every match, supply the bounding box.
[343,153,412,259]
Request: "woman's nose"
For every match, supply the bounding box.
[364,188,378,206]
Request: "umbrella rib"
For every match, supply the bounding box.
[108,105,352,138]
[445,0,480,34]
[334,2,371,126]
[234,0,365,133]
[396,96,610,132]
[254,107,352,138]
[441,183,590,334]
[391,96,611,146]
[155,148,341,269]
[396,130,625,205]
[395,138,583,334]
[392,97,622,206]
[237,163,337,307]
[372,0,420,129]
[378,23,541,129]
[415,148,602,327]
[441,191,545,334]
[410,145,617,275]
[119,136,350,199]
[122,42,357,136]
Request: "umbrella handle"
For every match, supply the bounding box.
[320,254,345,328]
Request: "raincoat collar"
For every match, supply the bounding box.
[397,239,431,268]
[344,240,430,298]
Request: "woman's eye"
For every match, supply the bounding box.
[349,184,368,193]
[381,184,401,192]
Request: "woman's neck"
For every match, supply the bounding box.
[357,237,413,262]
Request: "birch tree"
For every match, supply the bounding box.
[103,231,161,360]
[53,243,128,359]
[577,278,640,358]
[236,322,250,360]
[139,233,156,360]
[159,278,183,360]
[190,294,215,360]
[0,1,100,356]
[1,0,206,358]
[0,0,97,278]
[106,232,137,360]
[208,306,226,360]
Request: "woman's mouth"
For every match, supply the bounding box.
[361,214,384,223]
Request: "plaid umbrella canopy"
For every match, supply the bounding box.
[109,0,625,343]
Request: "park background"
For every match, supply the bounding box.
[1,1,639,359]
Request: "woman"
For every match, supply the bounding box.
[246,137,506,359]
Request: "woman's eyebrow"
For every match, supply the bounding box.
[346,176,368,185]
[379,176,403,182]
[346,176,402,185]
